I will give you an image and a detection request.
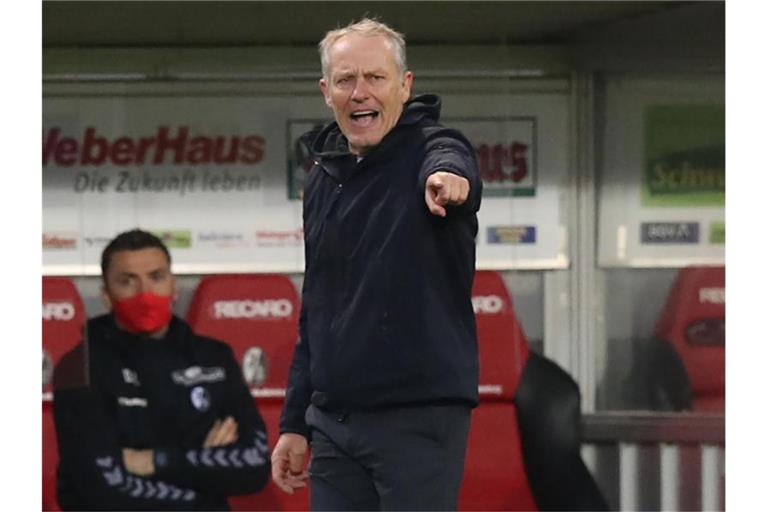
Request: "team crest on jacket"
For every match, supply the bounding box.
[242,346,269,388]
[122,368,141,386]
[190,386,211,412]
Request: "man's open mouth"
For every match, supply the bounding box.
[350,110,379,125]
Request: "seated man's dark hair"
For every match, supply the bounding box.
[101,229,172,277]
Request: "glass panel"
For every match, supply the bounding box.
[595,74,725,413]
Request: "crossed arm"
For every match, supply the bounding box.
[122,416,240,476]
[54,351,270,508]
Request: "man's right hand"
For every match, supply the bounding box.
[271,433,309,494]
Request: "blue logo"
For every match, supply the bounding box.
[640,222,700,244]
[487,226,536,244]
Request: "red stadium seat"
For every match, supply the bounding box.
[461,271,607,511]
[42,277,87,511]
[653,266,725,412]
[460,270,536,511]
[186,274,308,511]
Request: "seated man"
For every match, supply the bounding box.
[53,229,270,511]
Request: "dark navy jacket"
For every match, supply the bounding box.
[53,315,270,510]
[280,94,482,437]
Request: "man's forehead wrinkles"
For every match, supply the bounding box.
[332,65,387,76]
[333,66,356,75]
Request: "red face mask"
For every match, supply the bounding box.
[112,292,173,334]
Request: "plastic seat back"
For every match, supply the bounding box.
[655,266,725,412]
[42,277,86,511]
[186,274,308,510]
[459,270,537,511]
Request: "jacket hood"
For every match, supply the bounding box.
[307,93,442,158]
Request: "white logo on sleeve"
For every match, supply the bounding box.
[172,366,225,386]
[190,386,211,412]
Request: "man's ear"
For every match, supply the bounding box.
[319,78,332,108]
[400,71,414,103]
[100,284,113,311]
[171,275,178,302]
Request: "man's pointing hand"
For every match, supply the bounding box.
[425,172,470,217]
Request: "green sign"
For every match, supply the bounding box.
[643,105,725,207]
[150,230,192,249]
[709,221,725,244]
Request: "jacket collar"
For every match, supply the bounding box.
[307,94,442,181]
[89,313,189,349]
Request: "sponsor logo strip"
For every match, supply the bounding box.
[254,229,304,247]
[43,233,78,250]
[640,222,700,244]
[212,299,293,319]
[487,225,536,244]
[150,230,192,249]
[43,126,265,167]
[709,221,725,244]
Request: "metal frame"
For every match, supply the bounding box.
[543,71,601,412]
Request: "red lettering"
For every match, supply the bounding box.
[510,142,528,182]
[42,234,76,249]
[475,141,529,183]
[188,136,212,164]
[81,127,109,165]
[241,135,265,164]
[213,137,239,164]
[110,137,136,165]
[43,128,60,165]
[41,126,265,166]
[134,137,156,165]
[154,126,188,164]
[476,144,490,180]
[476,144,504,182]
[56,138,79,166]
[490,145,506,181]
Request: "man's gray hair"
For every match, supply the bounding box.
[319,18,407,79]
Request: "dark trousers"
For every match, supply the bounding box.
[305,403,472,511]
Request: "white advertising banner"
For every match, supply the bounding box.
[43,89,569,274]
